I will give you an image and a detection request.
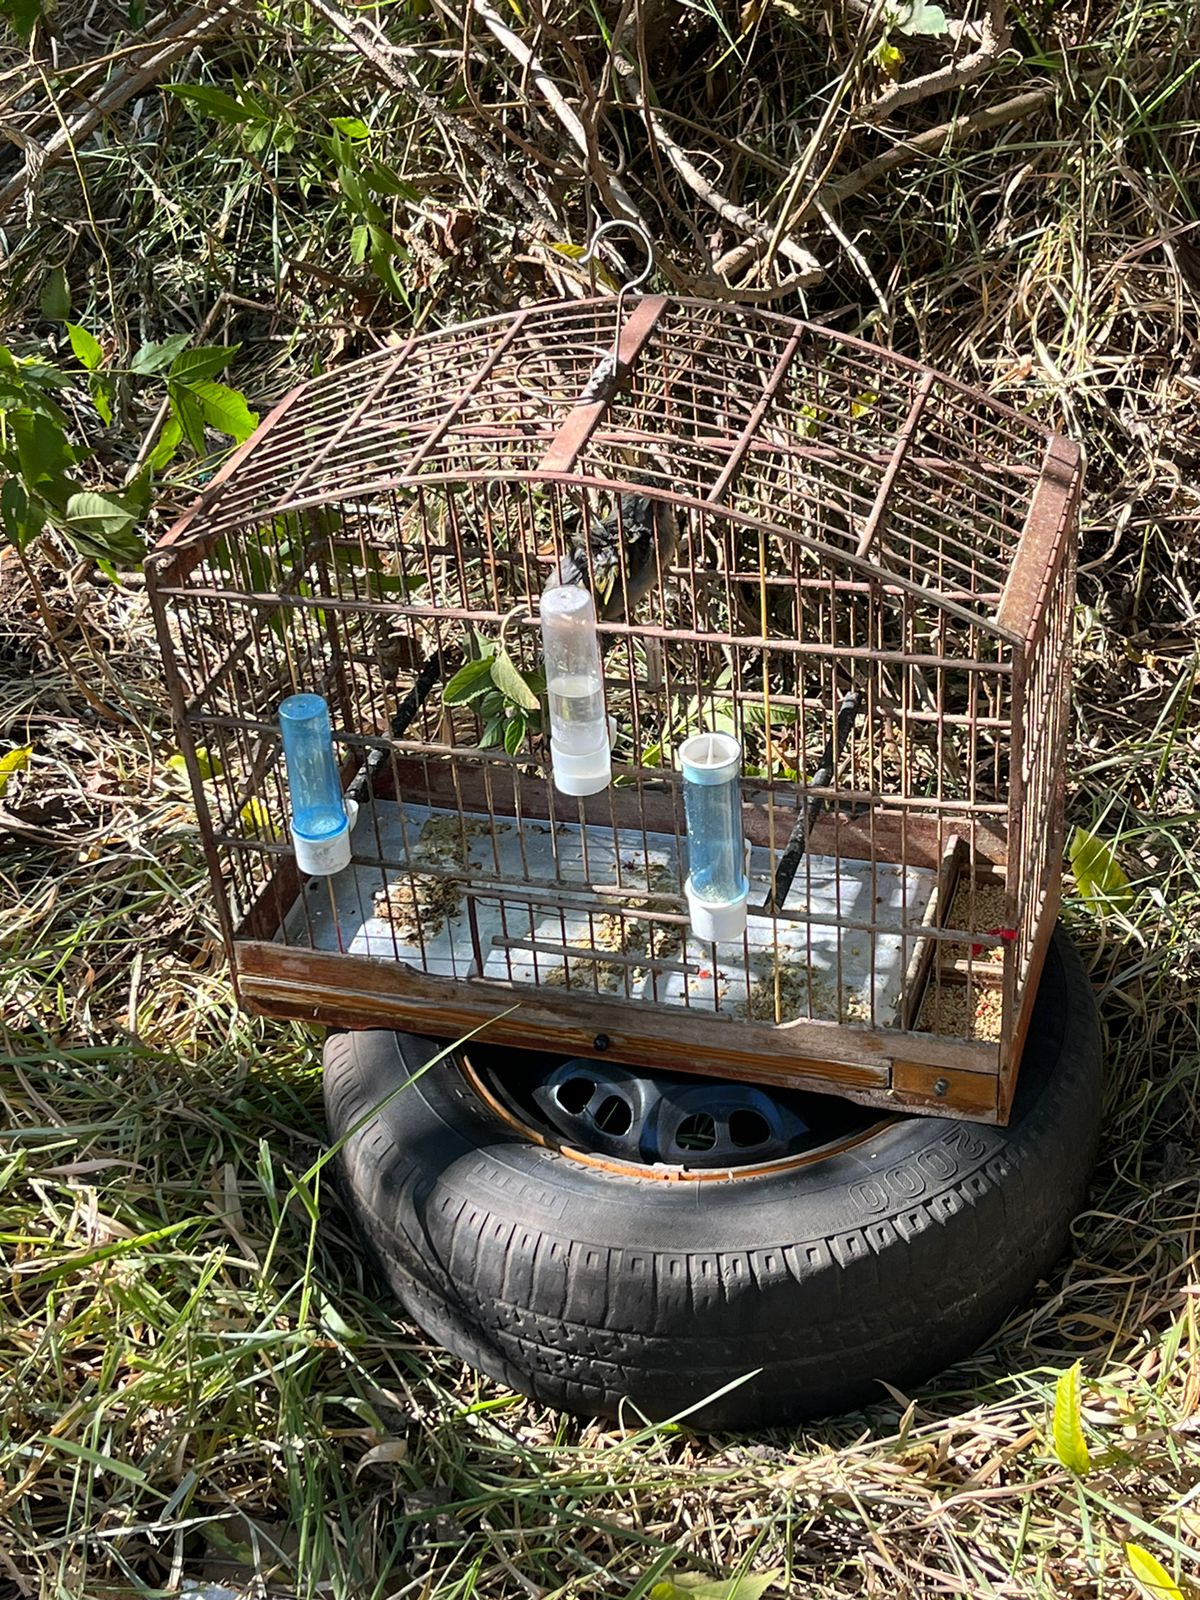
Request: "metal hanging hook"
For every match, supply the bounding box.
[579,218,655,295]
[575,219,656,406]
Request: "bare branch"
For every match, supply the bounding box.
[469,0,646,228]
[610,30,823,285]
[861,0,1009,123]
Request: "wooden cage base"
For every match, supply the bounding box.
[229,767,1043,1124]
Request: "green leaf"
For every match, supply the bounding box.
[849,389,880,418]
[1125,1544,1184,1600]
[1069,826,1133,913]
[131,333,192,376]
[169,344,238,382]
[147,415,184,471]
[0,479,40,550]
[651,1572,782,1600]
[0,0,43,43]
[1052,1362,1091,1477]
[490,646,541,712]
[893,0,947,35]
[442,655,497,704]
[0,744,32,798]
[330,115,371,139]
[190,379,258,442]
[480,713,506,749]
[163,82,263,124]
[63,491,143,565]
[40,265,72,321]
[11,409,78,509]
[167,381,207,453]
[503,714,526,756]
[89,373,114,426]
[65,323,103,372]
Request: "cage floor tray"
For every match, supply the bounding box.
[284,802,936,1027]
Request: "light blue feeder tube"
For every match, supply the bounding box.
[278,694,355,875]
[680,730,749,942]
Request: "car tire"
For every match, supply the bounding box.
[323,924,1102,1429]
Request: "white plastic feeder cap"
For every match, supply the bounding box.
[292,798,358,876]
[684,876,749,943]
[550,718,617,798]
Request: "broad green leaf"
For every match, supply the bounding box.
[169,344,238,382]
[330,116,371,140]
[504,714,526,756]
[850,389,879,418]
[480,713,507,749]
[163,82,263,124]
[1052,1362,1090,1477]
[1069,826,1133,913]
[1125,1544,1184,1600]
[167,381,207,453]
[0,744,32,798]
[65,323,103,371]
[11,409,78,510]
[490,646,541,711]
[166,746,224,781]
[147,415,184,471]
[40,266,71,321]
[190,379,258,442]
[66,490,137,538]
[0,0,43,42]
[63,491,143,565]
[241,797,278,840]
[442,655,497,704]
[131,333,192,376]
[894,0,947,35]
[0,479,40,550]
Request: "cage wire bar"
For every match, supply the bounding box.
[147,295,1082,1125]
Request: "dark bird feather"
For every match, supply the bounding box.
[553,488,678,622]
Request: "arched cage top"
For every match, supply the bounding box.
[153,296,1075,647]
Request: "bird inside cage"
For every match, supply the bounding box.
[549,474,679,624]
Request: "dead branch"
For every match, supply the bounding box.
[713,78,1056,280]
[470,0,646,228]
[0,1,240,218]
[823,80,1057,206]
[860,0,1010,123]
[610,33,824,286]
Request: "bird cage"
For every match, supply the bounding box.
[146,287,1081,1126]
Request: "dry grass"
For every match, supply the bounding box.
[2,0,1200,1595]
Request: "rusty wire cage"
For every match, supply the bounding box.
[146,292,1082,1125]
